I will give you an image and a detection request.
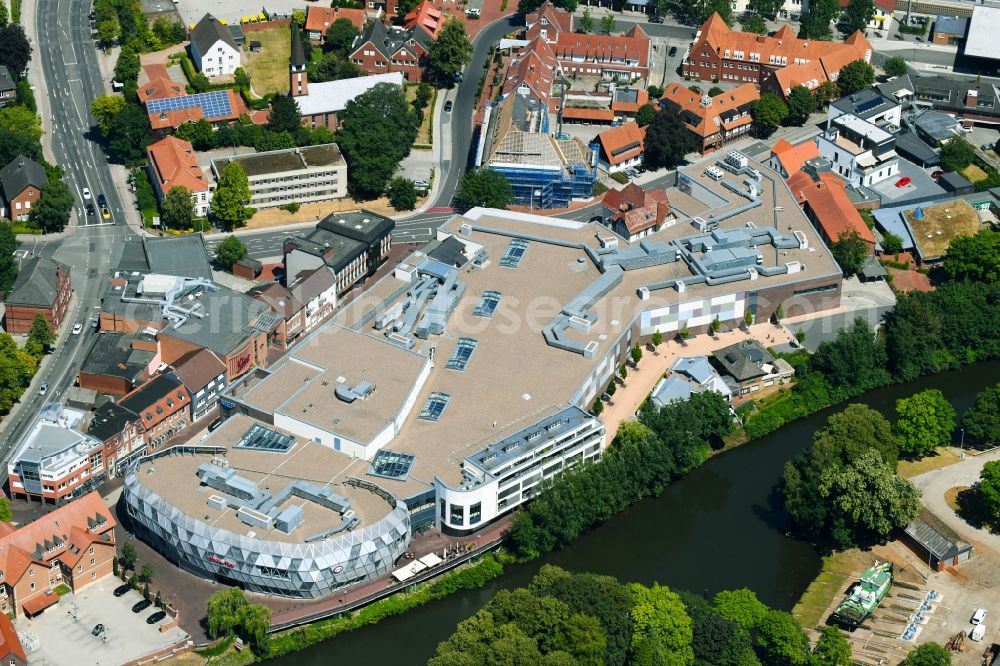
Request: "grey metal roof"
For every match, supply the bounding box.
[831,89,897,122]
[939,170,973,191]
[80,332,156,383]
[893,131,940,167]
[0,155,48,201]
[87,400,141,443]
[904,508,971,560]
[285,211,394,273]
[651,376,691,406]
[914,111,962,144]
[933,15,968,36]
[711,340,774,382]
[5,255,67,307]
[469,406,592,475]
[144,234,213,280]
[119,373,185,415]
[427,236,468,268]
[190,14,238,56]
[0,65,14,94]
[291,25,306,69]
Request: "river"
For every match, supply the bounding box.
[267,359,1000,665]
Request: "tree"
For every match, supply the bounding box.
[190,72,211,93]
[579,7,594,32]
[121,542,138,570]
[311,52,365,83]
[174,118,216,151]
[619,364,627,380]
[338,83,417,199]
[97,18,120,46]
[600,14,616,34]
[940,137,977,172]
[0,105,42,140]
[627,583,694,666]
[895,389,957,458]
[387,176,418,211]
[291,8,306,25]
[814,80,840,107]
[744,310,753,327]
[0,24,32,78]
[161,185,195,229]
[396,0,420,18]
[268,94,302,134]
[206,587,247,638]
[644,108,697,169]
[456,168,514,210]
[843,0,875,33]
[651,330,663,347]
[713,589,768,632]
[139,563,154,583]
[741,12,768,34]
[749,0,783,18]
[811,321,892,401]
[882,231,904,255]
[831,230,868,277]
[883,56,909,78]
[942,229,1000,283]
[708,86,724,97]
[752,93,788,136]
[427,18,472,84]
[234,67,251,90]
[799,0,840,39]
[105,103,150,164]
[901,642,952,666]
[15,81,36,114]
[606,381,617,398]
[635,104,656,127]
[0,333,36,413]
[89,94,126,136]
[755,610,809,666]
[0,127,43,165]
[155,590,162,608]
[415,82,433,109]
[215,235,248,268]
[212,161,254,229]
[963,383,1000,446]
[114,44,141,85]
[837,59,875,95]
[0,221,17,296]
[0,497,12,523]
[30,178,73,233]
[786,85,816,125]
[978,460,1000,519]
[324,18,359,56]
[811,626,852,666]
[0,1,7,26]
[631,343,643,365]
[711,316,721,333]
[592,398,603,415]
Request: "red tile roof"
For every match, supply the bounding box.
[604,182,670,236]
[137,77,186,104]
[611,88,649,114]
[0,613,25,663]
[786,170,875,245]
[597,122,646,166]
[562,105,614,122]
[770,138,820,176]
[146,89,247,130]
[661,83,759,139]
[526,1,574,35]
[553,30,651,69]
[22,591,58,616]
[305,5,366,33]
[502,38,558,105]
[147,136,210,195]
[404,1,445,38]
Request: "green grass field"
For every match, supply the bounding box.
[243,27,291,95]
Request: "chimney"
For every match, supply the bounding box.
[966,89,978,108]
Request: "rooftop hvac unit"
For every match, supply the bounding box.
[726,151,749,169]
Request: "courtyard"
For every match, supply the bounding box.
[242,26,291,96]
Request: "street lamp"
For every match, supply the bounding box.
[960,427,965,452]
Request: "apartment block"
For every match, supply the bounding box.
[211,144,347,209]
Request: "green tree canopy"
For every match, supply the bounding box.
[978,460,1000,519]
[752,92,789,136]
[30,177,74,233]
[962,383,1000,447]
[28,313,55,352]
[387,176,418,211]
[883,56,909,78]
[0,24,32,78]
[754,610,809,666]
[895,389,957,458]
[212,162,254,229]
[627,583,694,665]
[579,7,594,32]
[0,222,17,296]
[215,235,247,268]
[114,44,141,84]
[836,59,876,95]
[311,52,365,83]
[811,625,852,666]
[811,320,892,401]
[843,0,875,33]
[0,497,11,523]
[338,83,417,199]
[456,168,514,211]
[205,587,271,655]
[831,229,868,277]
[427,18,473,83]
[749,0,783,18]
[814,80,840,107]
[882,231,904,254]
[0,2,8,26]
[106,103,151,164]
[712,589,768,632]
[740,12,768,34]
[121,542,138,569]
[161,185,195,229]
[174,118,216,151]
[942,229,1000,283]
[939,137,977,172]
[600,14,617,34]
[97,18,120,46]
[786,85,817,125]
[0,105,42,141]
[323,18,359,56]
[0,127,43,165]
[901,642,952,665]
[0,333,38,414]
[644,108,698,169]
[812,403,899,466]
[90,95,127,137]
[267,94,302,135]
[635,103,656,127]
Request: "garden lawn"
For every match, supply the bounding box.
[961,163,989,183]
[243,28,291,96]
[896,446,961,478]
[405,84,436,146]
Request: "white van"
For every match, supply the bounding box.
[970,624,986,642]
[972,608,988,625]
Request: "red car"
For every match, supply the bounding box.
[931,170,944,179]
[895,176,912,187]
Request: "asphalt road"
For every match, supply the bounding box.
[0,0,129,463]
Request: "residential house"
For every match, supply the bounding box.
[189,13,241,78]
[146,136,212,217]
[247,281,306,350]
[910,76,1000,124]
[601,182,672,242]
[913,110,964,146]
[475,93,595,208]
[0,66,16,107]
[660,83,758,154]
[931,15,969,45]
[283,211,393,293]
[828,87,902,129]
[349,20,431,82]
[209,143,347,209]
[685,14,872,100]
[305,5,367,43]
[247,268,338,347]
[2,256,71,335]
[765,137,820,177]
[0,613,26,666]
[651,356,732,407]
[118,373,192,450]
[0,492,115,618]
[0,155,47,222]
[595,122,646,173]
[85,400,148,476]
[135,76,186,104]
[501,37,559,107]
[171,348,228,421]
[711,339,794,396]
[786,157,876,255]
[403,0,445,38]
[144,89,249,134]
[816,112,899,186]
[77,331,159,397]
[526,2,652,81]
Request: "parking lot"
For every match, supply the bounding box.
[15,581,188,665]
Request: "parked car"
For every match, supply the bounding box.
[668,46,678,57]
[972,608,988,625]
[931,170,944,179]
[113,584,131,597]
[895,176,912,187]
[82,187,91,200]
[97,193,107,206]
[962,126,973,133]
[38,382,48,396]
[649,13,663,23]
[982,144,994,151]
[413,179,430,189]
[92,624,105,637]
[971,624,987,642]
[147,610,167,625]
[443,100,453,112]
[72,323,83,335]
[86,203,96,216]
[132,599,151,613]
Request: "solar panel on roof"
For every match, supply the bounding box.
[146,90,233,119]
[368,451,415,480]
[855,96,883,114]
[234,423,294,453]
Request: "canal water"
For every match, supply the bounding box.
[268,359,1000,666]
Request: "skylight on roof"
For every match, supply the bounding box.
[234,423,294,453]
[368,451,415,480]
[419,392,450,421]
[473,291,502,318]
[499,239,529,268]
[446,338,478,371]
